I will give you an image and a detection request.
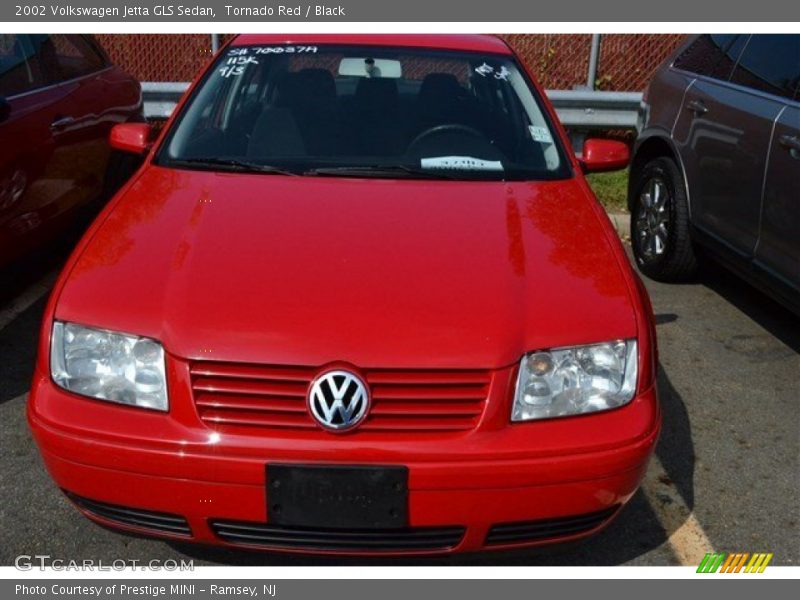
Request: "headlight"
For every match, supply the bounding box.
[50,321,168,411]
[511,340,637,422]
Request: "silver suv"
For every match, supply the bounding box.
[629,34,799,314]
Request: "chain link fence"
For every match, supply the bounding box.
[592,34,685,90]
[95,34,218,82]
[502,34,594,89]
[95,34,687,91]
[501,34,686,90]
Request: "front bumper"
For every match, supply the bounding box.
[28,367,660,556]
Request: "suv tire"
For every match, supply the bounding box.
[630,156,697,281]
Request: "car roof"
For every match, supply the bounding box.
[231,34,512,55]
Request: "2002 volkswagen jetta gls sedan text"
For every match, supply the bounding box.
[29,35,660,555]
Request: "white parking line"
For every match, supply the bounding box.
[0,271,57,332]
[643,455,715,565]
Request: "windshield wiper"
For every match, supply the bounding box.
[305,165,458,180]
[169,157,299,176]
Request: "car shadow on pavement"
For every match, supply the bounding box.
[653,366,695,513]
[0,224,82,306]
[0,221,89,405]
[0,296,47,405]
[0,190,107,306]
[167,365,694,566]
[700,264,799,353]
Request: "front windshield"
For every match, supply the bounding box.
[158,44,571,181]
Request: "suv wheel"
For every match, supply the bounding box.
[630,156,697,281]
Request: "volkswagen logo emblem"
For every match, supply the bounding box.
[308,370,370,431]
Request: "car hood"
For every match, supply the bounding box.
[56,165,636,369]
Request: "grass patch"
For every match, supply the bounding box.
[586,169,629,214]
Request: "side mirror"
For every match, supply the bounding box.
[580,139,630,173]
[110,123,152,155]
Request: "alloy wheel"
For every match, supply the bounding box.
[635,177,670,260]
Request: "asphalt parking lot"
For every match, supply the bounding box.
[1,234,797,567]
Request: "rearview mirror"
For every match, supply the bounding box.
[580,139,630,173]
[338,57,402,78]
[110,123,152,155]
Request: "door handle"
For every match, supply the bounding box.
[49,115,75,131]
[686,99,708,116]
[778,134,800,156]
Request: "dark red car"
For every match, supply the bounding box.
[0,34,142,268]
[29,35,659,556]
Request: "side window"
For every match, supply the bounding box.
[673,34,748,80]
[0,34,46,97]
[27,34,105,84]
[730,35,800,100]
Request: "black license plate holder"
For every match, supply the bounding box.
[267,464,409,529]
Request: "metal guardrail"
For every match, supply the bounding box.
[546,90,643,131]
[142,82,189,120]
[141,82,643,133]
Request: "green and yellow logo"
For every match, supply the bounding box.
[697,552,773,573]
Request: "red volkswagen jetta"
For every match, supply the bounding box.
[29,35,659,555]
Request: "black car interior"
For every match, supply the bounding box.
[185,62,546,168]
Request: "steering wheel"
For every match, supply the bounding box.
[406,124,488,155]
